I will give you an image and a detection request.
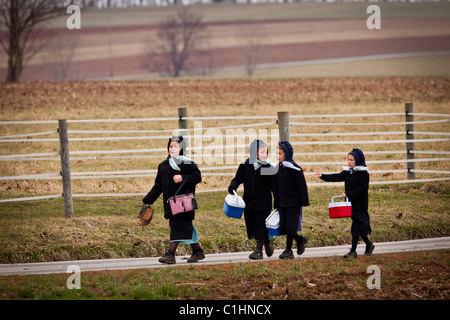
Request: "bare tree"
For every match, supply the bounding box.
[0,0,75,82]
[239,22,264,77]
[196,47,215,77]
[42,32,79,81]
[143,9,204,77]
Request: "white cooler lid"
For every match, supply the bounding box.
[328,202,352,208]
[265,209,280,228]
[225,193,245,208]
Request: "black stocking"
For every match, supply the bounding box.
[351,236,359,252]
[169,242,179,254]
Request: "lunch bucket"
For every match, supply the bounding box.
[328,196,352,219]
[265,209,281,236]
[223,190,245,219]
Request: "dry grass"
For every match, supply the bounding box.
[0,78,449,264]
[212,54,450,79]
[0,78,449,198]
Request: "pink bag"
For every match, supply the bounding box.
[168,193,198,215]
[167,179,198,215]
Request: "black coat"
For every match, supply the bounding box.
[320,170,369,212]
[321,170,371,236]
[273,162,310,209]
[143,158,202,220]
[228,159,273,213]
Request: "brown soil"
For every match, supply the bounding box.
[69,250,448,300]
[0,248,448,301]
[9,34,450,81]
[174,250,450,300]
[2,17,449,81]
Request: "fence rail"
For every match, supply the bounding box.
[1,105,449,213]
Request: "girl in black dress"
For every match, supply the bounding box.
[228,140,275,260]
[315,148,374,258]
[143,136,204,264]
[273,141,310,259]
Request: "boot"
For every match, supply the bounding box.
[264,240,274,257]
[296,235,308,255]
[159,251,176,264]
[344,251,357,259]
[279,249,294,259]
[364,243,375,256]
[249,248,263,260]
[187,248,205,263]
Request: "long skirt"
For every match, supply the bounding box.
[244,209,272,241]
[169,218,199,244]
[279,205,303,236]
[350,210,372,237]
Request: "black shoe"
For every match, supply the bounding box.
[159,251,176,264]
[264,240,274,257]
[249,248,263,260]
[279,249,294,259]
[187,249,205,263]
[296,235,308,255]
[365,243,375,256]
[344,251,357,259]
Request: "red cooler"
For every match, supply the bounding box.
[328,196,352,219]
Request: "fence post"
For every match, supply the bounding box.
[277,111,290,142]
[178,107,189,156]
[178,107,188,135]
[58,119,74,218]
[405,103,415,180]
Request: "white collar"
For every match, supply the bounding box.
[282,161,301,171]
[342,166,369,172]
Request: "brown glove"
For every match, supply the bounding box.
[138,204,153,226]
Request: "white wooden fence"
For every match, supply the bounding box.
[1,104,449,218]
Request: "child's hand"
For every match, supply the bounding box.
[173,175,183,183]
[315,172,322,179]
[342,192,346,199]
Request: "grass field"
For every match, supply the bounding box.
[0,0,449,302]
[207,54,450,79]
[0,78,449,263]
[0,183,449,264]
[0,77,449,300]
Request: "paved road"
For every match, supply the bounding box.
[1,237,449,276]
